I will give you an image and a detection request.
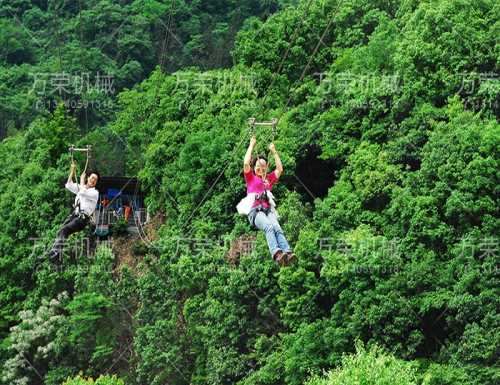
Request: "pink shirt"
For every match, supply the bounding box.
[244,169,279,208]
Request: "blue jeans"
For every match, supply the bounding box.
[250,210,291,257]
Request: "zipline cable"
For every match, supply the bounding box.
[277,0,343,123]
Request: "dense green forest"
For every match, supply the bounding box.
[0,0,498,384]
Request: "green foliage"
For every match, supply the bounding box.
[418,362,475,385]
[62,373,125,385]
[0,1,498,385]
[110,218,129,236]
[306,342,419,385]
[0,18,35,65]
[0,0,290,135]
[63,292,119,367]
[0,105,80,340]
[1,292,69,385]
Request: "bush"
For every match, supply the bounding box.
[418,362,475,385]
[306,342,419,385]
[110,218,129,236]
[62,373,125,385]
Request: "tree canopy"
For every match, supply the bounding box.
[0,0,498,384]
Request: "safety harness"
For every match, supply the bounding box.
[72,195,92,222]
[248,189,272,229]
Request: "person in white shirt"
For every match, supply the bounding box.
[47,162,100,261]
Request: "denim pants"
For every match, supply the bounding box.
[250,209,291,257]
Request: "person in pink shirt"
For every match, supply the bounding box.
[242,135,296,266]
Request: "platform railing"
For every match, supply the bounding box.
[95,208,148,227]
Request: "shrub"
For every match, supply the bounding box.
[306,342,419,385]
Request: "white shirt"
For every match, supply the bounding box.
[65,181,99,216]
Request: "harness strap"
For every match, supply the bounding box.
[249,202,271,230]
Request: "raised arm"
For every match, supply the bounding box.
[67,162,76,184]
[243,135,256,174]
[80,170,86,187]
[269,143,283,179]
[65,162,79,194]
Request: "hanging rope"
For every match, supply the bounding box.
[93,199,106,236]
[258,0,315,111]
[131,178,152,246]
[68,145,92,186]
[247,117,277,181]
[83,145,91,175]
[264,118,278,181]
[105,177,134,212]
[153,0,177,102]
[277,0,344,124]
[77,0,89,132]
[51,1,64,73]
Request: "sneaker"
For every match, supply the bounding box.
[284,251,297,265]
[273,250,285,266]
